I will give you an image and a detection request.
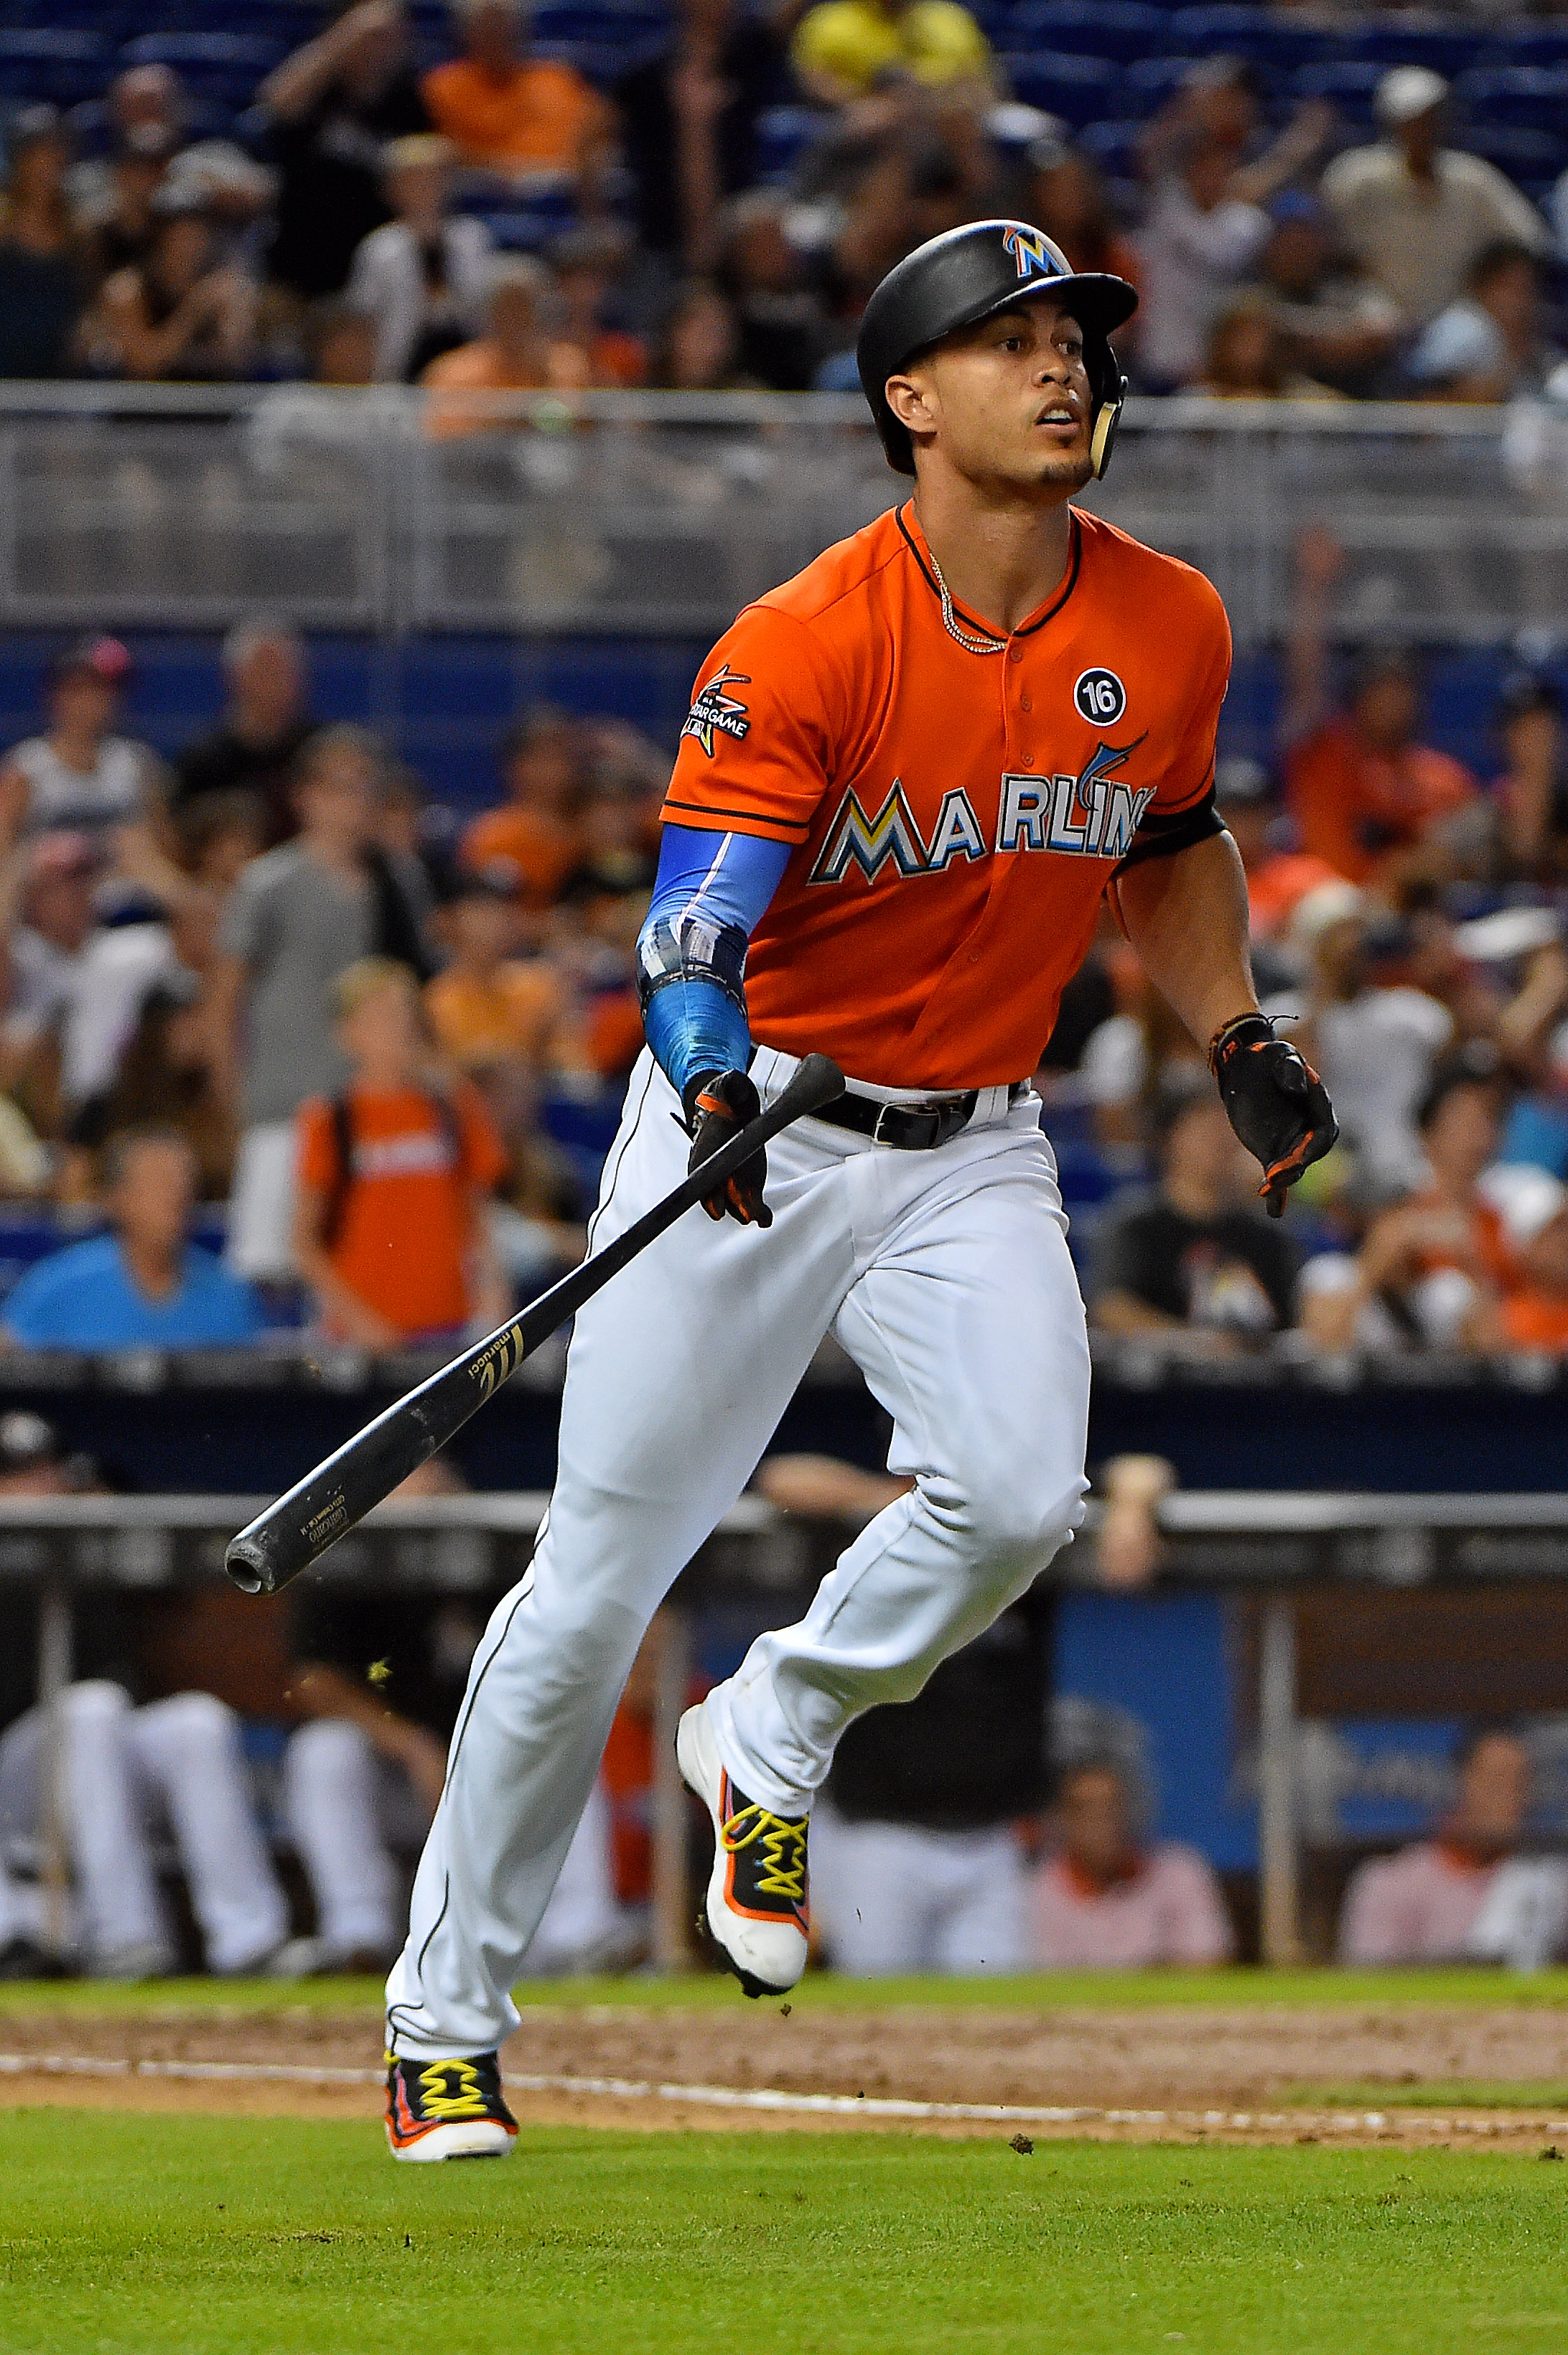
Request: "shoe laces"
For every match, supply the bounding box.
[412,2058,493,2121]
[722,1797,808,1906]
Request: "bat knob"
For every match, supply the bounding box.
[225,1539,274,1596]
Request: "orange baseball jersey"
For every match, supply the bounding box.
[661,501,1231,1088]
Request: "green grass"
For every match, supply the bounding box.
[4,1966,1568,2019]
[1306,2083,1568,2114]
[4,2111,1568,2354]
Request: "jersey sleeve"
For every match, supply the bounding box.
[1118,574,1233,871]
[661,605,842,849]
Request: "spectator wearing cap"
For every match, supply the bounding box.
[169,619,317,848]
[1340,1726,1566,1970]
[419,257,592,437]
[1090,1083,1299,1349]
[71,67,274,251]
[79,193,255,383]
[1282,524,1480,888]
[214,726,431,1283]
[790,0,991,108]
[1271,882,1452,1204]
[294,958,509,1348]
[0,108,88,381]
[1321,67,1549,330]
[1302,1050,1518,1353]
[1,1127,262,1351]
[1032,1753,1232,1969]
[1133,62,1330,390]
[0,638,157,859]
[1214,756,1341,948]
[614,0,788,277]
[459,707,584,903]
[422,0,611,197]
[261,0,431,305]
[1407,240,1564,404]
[1254,193,1401,399]
[1496,672,1568,884]
[343,134,493,383]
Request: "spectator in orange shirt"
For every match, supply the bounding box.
[549,225,647,387]
[426,870,564,1073]
[459,704,584,905]
[419,256,589,437]
[1213,755,1342,951]
[293,956,510,1348]
[1282,524,1481,887]
[422,0,610,195]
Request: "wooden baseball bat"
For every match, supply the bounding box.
[225,1053,845,1595]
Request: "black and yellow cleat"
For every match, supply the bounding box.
[676,1702,810,1997]
[384,2049,518,2163]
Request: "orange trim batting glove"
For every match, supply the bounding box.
[683,1068,773,1228]
[1210,1012,1338,1220]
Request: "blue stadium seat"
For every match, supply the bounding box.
[753,104,819,182]
[1077,116,1143,181]
[1166,5,1330,74]
[1290,58,1385,124]
[1488,23,1568,69]
[1340,18,1488,80]
[1460,121,1565,200]
[1454,63,1568,136]
[1007,1,1165,67]
[477,193,579,251]
[120,30,282,75]
[1118,52,1191,114]
[1001,47,1119,125]
[0,27,108,106]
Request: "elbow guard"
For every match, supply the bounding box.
[635,910,750,1019]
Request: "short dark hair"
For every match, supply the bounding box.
[1415,1043,1507,1136]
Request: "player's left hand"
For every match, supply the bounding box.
[1210,1012,1338,1219]
[683,1068,773,1227]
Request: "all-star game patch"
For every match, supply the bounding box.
[681,665,751,757]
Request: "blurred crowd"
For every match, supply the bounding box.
[0,0,1564,406]
[0,621,670,1351]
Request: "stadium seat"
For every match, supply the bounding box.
[1077,117,1144,183]
[1000,48,1119,125]
[753,105,820,183]
[1118,52,1193,114]
[1290,58,1386,124]
[1340,17,1488,81]
[1488,23,1568,69]
[1007,1,1166,67]
[1165,5,1330,75]
[0,27,108,106]
[1460,121,1564,200]
[1453,64,1568,136]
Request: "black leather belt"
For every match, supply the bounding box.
[810,1081,1028,1151]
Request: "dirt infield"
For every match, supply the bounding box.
[7,1997,1568,2147]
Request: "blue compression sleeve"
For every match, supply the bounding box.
[636,824,791,1103]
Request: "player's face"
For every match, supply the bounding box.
[892,300,1096,498]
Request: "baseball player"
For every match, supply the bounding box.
[383,219,1337,2158]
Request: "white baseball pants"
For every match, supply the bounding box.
[808,1805,1032,1975]
[0,1682,289,1974]
[387,1046,1090,2057]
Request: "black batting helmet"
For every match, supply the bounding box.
[856,220,1139,482]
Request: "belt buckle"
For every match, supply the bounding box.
[870,1100,899,1147]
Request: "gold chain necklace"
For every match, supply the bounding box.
[927,549,1007,656]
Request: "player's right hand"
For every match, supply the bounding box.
[683,1068,773,1227]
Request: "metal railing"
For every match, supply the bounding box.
[0,383,1559,646]
[6,1488,1568,1969]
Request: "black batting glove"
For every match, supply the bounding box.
[683,1068,773,1228]
[1210,1012,1338,1220]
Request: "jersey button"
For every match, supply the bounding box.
[1007,644,1024,663]
[1019,694,1032,712]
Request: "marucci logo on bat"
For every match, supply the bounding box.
[809,738,1152,885]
